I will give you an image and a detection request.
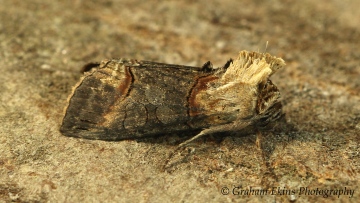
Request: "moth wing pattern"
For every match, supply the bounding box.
[60,51,285,142]
[61,59,215,140]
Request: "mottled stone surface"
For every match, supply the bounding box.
[0,0,359,202]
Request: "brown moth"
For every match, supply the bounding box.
[60,51,285,144]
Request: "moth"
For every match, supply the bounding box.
[60,51,285,145]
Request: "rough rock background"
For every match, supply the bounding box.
[0,0,359,202]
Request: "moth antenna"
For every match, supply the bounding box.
[163,145,185,171]
[265,41,269,53]
[164,129,210,171]
[258,41,269,54]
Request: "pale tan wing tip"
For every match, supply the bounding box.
[238,50,286,74]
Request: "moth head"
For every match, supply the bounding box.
[256,79,283,126]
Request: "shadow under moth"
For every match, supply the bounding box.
[60,51,285,146]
